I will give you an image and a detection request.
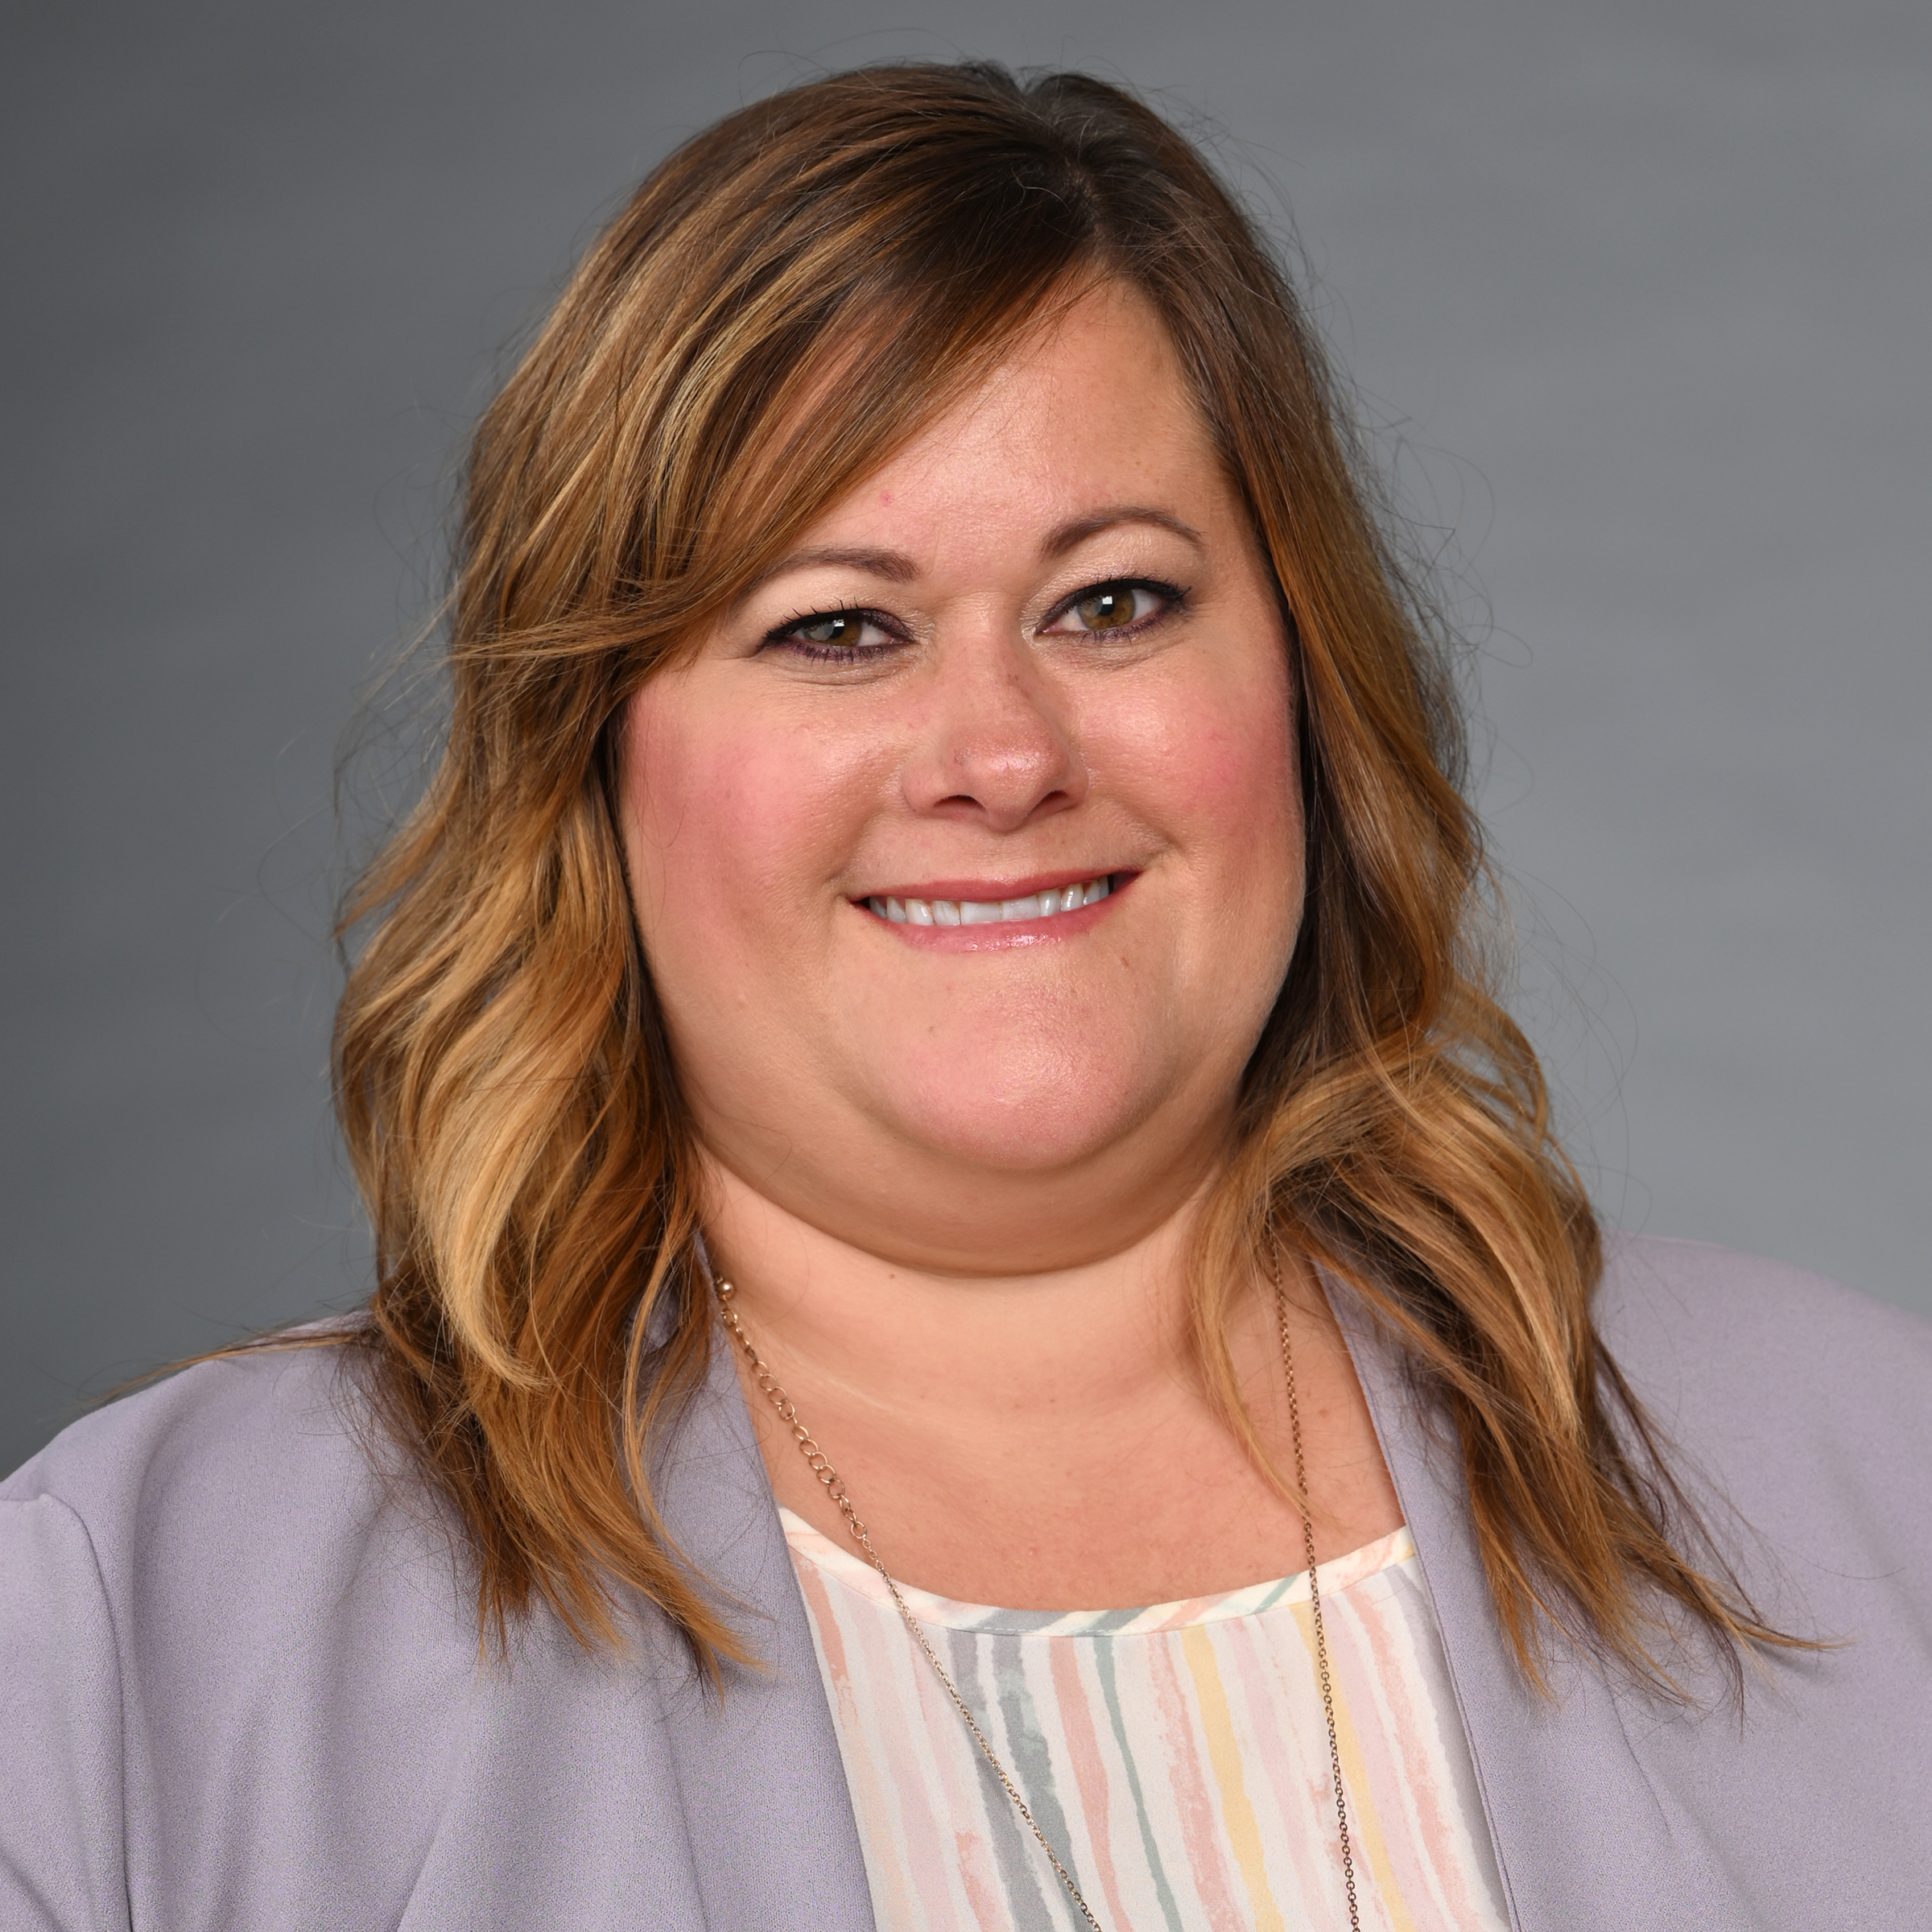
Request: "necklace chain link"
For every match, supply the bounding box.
[712,1250,1360,1932]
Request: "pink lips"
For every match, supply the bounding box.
[859,868,1123,904]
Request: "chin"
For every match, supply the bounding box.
[867,1048,1173,1175]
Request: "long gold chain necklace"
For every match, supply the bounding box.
[712,1252,1361,1932]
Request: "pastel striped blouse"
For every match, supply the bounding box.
[784,1509,1508,1932]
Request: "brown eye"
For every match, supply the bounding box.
[799,613,862,646]
[765,608,898,658]
[1073,586,1141,631]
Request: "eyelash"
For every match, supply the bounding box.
[764,604,906,663]
[762,577,1189,663]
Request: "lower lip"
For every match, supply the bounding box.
[852,874,1133,950]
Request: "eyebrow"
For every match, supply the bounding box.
[1038,504,1204,561]
[739,506,1206,604]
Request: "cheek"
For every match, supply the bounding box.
[1107,650,1302,895]
[1195,706,1299,858]
[617,683,871,968]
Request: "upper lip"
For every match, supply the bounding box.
[852,868,1127,902]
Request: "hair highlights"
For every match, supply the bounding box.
[332,63,1789,1688]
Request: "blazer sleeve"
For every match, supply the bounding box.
[0,1492,131,1930]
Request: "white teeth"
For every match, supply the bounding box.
[866,875,1115,927]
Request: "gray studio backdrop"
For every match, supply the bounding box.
[5,2,1927,1473]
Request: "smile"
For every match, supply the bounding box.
[863,874,1115,927]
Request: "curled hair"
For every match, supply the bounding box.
[333,62,1790,1687]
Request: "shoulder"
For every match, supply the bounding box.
[1594,1232,1932,1447]
[1,1329,481,1737]
[1592,1233,1932,1629]
[0,1327,857,1929]
[3,1328,415,1587]
[2,1333,560,1923]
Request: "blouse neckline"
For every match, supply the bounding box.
[778,1506,1415,1637]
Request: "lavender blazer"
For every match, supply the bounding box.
[4,1234,1929,1929]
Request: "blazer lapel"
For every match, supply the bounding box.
[1327,1272,1711,1932]
[650,1321,878,1932]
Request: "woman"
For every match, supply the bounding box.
[3,61,1927,1932]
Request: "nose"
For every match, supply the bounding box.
[900,626,1087,832]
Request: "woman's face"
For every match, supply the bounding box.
[620,284,1303,1269]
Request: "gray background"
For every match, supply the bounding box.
[4,1,1926,1475]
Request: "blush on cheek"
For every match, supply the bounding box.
[618,681,874,973]
[622,716,747,945]
[1110,654,1300,861]
[616,684,773,971]
[617,688,702,936]
[1185,716,1294,819]
[1142,658,1305,998]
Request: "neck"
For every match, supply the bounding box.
[697,1142,1404,1606]
[700,1153,1215,1440]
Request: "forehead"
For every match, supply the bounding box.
[790,283,1222,549]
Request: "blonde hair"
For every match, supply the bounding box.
[332,62,1789,1688]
